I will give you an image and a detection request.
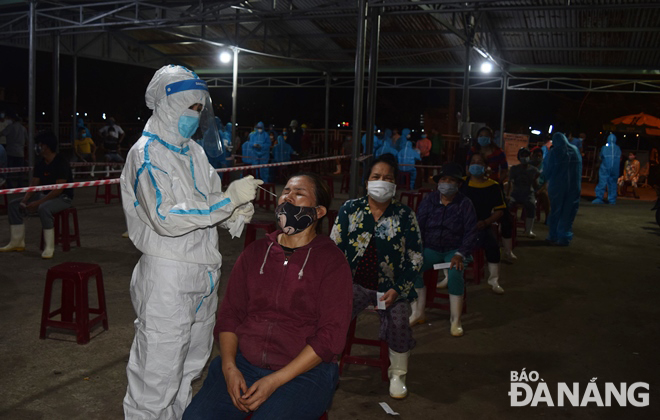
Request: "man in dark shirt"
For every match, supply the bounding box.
[0,131,73,259]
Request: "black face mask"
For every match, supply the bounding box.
[275,201,318,235]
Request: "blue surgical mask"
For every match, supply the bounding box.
[257,128,263,133]
[438,182,458,196]
[477,136,491,147]
[178,109,200,138]
[469,164,485,176]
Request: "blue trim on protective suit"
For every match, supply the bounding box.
[169,198,231,215]
[165,79,208,96]
[196,271,216,313]
[189,155,207,200]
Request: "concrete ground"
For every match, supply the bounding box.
[0,176,658,420]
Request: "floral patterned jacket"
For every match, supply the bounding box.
[330,196,423,301]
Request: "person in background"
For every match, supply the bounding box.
[288,120,302,155]
[461,153,507,294]
[618,151,641,199]
[530,147,550,224]
[466,126,516,260]
[0,113,28,187]
[541,135,553,160]
[544,132,582,246]
[411,162,477,336]
[0,110,10,145]
[397,139,421,190]
[77,117,92,139]
[331,153,423,399]
[223,122,234,167]
[99,116,126,162]
[73,127,97,178]
[507,147,540,238]
[184,173,352,420]
[0,130,73,259]
[592,133,621,205]
[416,132,432,183]
[362,125,382,155]
[396,128,411,151]
[249,122,271,182]
[391,128,401,147]
[569,132,583,152]
[0,143,7,187]
[375,129,399,158]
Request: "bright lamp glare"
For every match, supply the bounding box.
[548,125,553,134]
[480,62,493,73]
[531,130,541,135]
[219,52,232,63]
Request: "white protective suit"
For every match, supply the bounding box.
[120,65,257,419]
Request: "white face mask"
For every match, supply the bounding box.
[367,180,396,203]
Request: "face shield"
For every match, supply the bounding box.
[192,95,223,158]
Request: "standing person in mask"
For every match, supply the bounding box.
[396,128,411,151]
[99,116,125,162]
[272,132,293,182]
[331,153,423,399]
[0,113,28,187]
[1,130,73,258]
[362,125,382,155]
[288,120,302,154]
[249,122,271,182]
[461,153,507,294]
[120,65,262,419]
[507,148,540,238]
[397,140,421,190]
[411,162,477,335]
[530,147,550,223]
[592,133,621,205]
[184,173,352,420]
[544,132,582,245]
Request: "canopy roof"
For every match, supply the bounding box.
[1,0,659,77]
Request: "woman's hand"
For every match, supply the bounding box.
[240,374,280,412]
[449,254,464,271]
[476,220,488,230]
[380,289,399,308]
[223,366,249,412]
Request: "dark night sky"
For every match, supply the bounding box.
[2,45,659,150]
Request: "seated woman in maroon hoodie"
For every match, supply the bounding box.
[184,173,353,420]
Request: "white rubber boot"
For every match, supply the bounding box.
[41,228,55,259]
[449,294,464,337]
[487,263,504,294]
[436,269,449,289]
[333,164,341,175]
[408,287,426,326]
[525,217,536,238]
[388,349,410,399]
[502,237,517,261]
[0,225,26,252]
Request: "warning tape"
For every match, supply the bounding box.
[0,161,124,173]
[0,155,350,195]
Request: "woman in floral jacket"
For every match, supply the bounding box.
[331,153,423,400]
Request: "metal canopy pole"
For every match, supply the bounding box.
[324,72,330,157]
[72,38,77,144]
[350,0,368,199]
[28,0,36,174]
[365,7,380,158]
[230,47,239,141]
[52,33,60,145]
[460,41,471,139]
[499,73,508,148]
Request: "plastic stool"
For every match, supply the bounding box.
[418,188,433,201]
[509,204,527,231]
[244,221,277,248]
[397,172,411,190]
[40,262,109,345]
[322,176,335,199]
[464,247,484,285]
[40,207,81,252]
[95,180,121,204]
[256,183,277,210]
[340,172,350,194]
[423,269,467,313]
[325,209,338,234]
[399,191,423,212]
[339,317,390,382]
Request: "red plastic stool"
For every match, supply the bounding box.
[40,262,109,345]
[340,172,350,194]
[423,269,467,314]
[40,207,81,252]
[95,179,121,204]
[339,316,390,382]
[256,183,277,210]
[221,171,231,187]
[396,172,411,190]
[464,247,484,285]
[509,204,527,232]
[399,191,423,212]
[325,209,338,234]
[322,176,335,199]
[244,221,277,248]
[418,188,433,201]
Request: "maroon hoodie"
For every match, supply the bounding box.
[215,230,353,370]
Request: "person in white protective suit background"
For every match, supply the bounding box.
[120,65,262,419]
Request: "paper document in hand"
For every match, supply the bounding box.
[433,262,452,270]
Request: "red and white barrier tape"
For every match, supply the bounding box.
[0,155,350,195]
[0,161,124,174]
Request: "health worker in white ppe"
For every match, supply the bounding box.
[120,65,262,419]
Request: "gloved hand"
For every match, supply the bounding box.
[226,202,255,238]
[225,175,263,207]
